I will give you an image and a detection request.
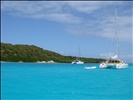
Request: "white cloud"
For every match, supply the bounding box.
[97,16,132,43]
[1,1,132,43]
[1,1,83,24]
[99,52,115,59]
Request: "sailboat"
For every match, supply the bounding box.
[71,45,84,64]
[99,9,128,69]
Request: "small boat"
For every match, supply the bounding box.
[72,59,84,64]
[84,66,96,69]
[37,61,46,63]
[47,60,54,63]
[72,45,84,64]
[18,61,23,63]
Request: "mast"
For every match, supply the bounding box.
[115,9,119,58]
[76,43,81,60]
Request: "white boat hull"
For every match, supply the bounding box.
[71,61,84,64]
[116,63,128,69]
[100,63,128,69]
[99,63,107,68]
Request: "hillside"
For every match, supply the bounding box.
[1,42,105,63]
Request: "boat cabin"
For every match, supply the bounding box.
[107,59,122,64]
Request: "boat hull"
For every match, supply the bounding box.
[116,63,128,69]
[72,62,84,64]
[100,63,128,69]
[99,63,107,68]
[71,60,84,64]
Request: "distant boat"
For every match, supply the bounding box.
[72,59,84,64]
[37,61,46,63]
[47,60,54,63]
[99,9,128,69]
[72,45,84,64]
[18,61,23,63]
[1,61,5,63]
[84,66,96,69]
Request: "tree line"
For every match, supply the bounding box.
[1,42,105,63]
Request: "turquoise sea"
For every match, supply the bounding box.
[1,62,133,100]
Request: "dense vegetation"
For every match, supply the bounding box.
[1,42,105,63]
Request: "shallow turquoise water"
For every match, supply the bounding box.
[1,62,133,100]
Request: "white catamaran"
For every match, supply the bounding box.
[99,10,128,69]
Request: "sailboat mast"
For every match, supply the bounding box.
[78,45,81,59]
[115,9,119,58]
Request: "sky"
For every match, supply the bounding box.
[1,1,133,63]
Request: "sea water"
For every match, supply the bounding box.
[1,62,133,100]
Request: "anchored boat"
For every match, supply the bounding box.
[72,45,84,64]
[99,9,128,69]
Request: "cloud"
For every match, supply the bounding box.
[1,1,84,24]
[1,1,132,43]
[99,52,115,59]
[97,16,132,43]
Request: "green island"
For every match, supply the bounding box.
[1,42,105,63]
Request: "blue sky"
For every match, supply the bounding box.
[1,1,133,62]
